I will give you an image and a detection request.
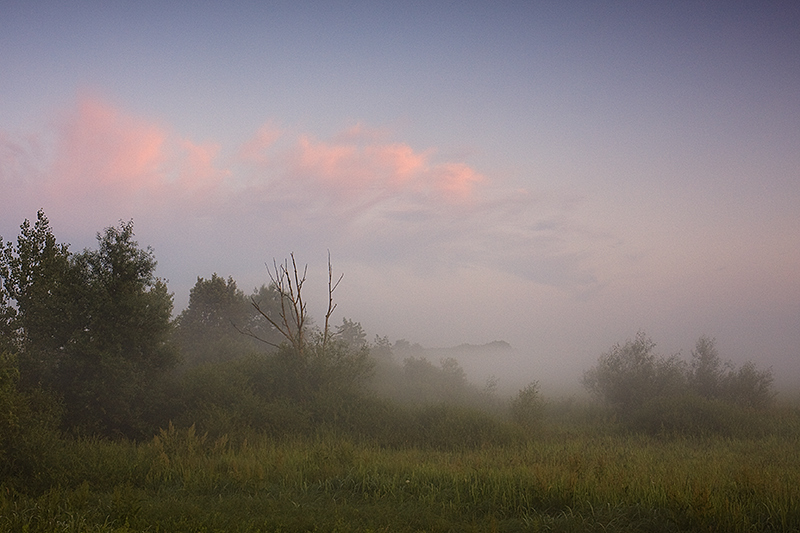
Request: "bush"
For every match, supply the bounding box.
[510,381,544,430]
[407,404,519,450]
[628,394,771,437]
[174,357,312,439]
[582,332,685,420]
[583,333,776,436]
[0,351,65,491]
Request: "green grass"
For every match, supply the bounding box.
[2,421,800,532]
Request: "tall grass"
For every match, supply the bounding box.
[2,419,799,532]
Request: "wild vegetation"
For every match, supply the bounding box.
[1,211,799,532]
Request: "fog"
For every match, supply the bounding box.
[177,257,798,399]
[2,2,799,397]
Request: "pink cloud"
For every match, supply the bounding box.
[177,139,228,192]
[366,144,428,185]
[238,123,282,165]
[279,133,482,206]
[1,97,616,301]
[0,96,236,225]
[3,97,503,263]
[430,162,483,201]
[291,135,364,187]
[50,97,167,198]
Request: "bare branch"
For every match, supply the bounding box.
[322,250,343,353]
[232,321,281,348]
[238,253,311,357]
[239,252,342,358]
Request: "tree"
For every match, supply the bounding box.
[240,254,373,405]
[62,221,178,435]
[721,360,774,410]
[174,275,282,365]
[0,210,85,389]
[510,381,544,429]
[689,336,724,399]
[0,213,178,437]
[582,332,660,417]
[584,332,777,435]
[335,317,367,350]
[0,258,14,356]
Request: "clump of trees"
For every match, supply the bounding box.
[582,332,776,436]
[172,274,283,366]
[1,210,177,438]
[6,209,789,465]
[169,255,376,439]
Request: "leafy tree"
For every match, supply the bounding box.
[584,332,777,435]
[582,332,692,421]
[0,269,14,356]
[690,336,724,399]
[581,332,660,417]
[241,254,373,406]
[0,350,62,484]
[62,221,177,435]
[722,360,774,409]
[0,210,86,389]
[174,275,282,365]
[510,381,544,429]
[0,212,178,437]
[335,317,367,350]
[370,335,394,361]
[689,336,774,409]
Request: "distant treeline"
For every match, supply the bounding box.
[0,212,785,482]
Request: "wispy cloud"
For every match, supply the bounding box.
[1,96,608,294]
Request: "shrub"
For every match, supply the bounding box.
[583,333,777,436]
[510,381,544,430]
[407,404,518,450]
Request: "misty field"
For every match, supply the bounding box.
[2,416,800,533]
[3,215,800,531]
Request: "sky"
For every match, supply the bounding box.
[2,1,799,392]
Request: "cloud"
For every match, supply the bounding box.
[237,123,283,166]
[50,97,167,197]
[1,96,607,296]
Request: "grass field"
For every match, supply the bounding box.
[2,413,799,533]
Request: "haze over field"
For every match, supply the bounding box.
[2,2,799,391]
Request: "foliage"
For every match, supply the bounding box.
[334,317,368,350]
[510,381,545,430]
[581,332,680,418]
[0,212,178,438]
[169,256,375,440]
[172,275,282,366]
[583,333,776,435]
[368,336,501,412]
[689,335,724,399]
[0,350,64,490]
[0,210,84,390]
[721,360,775,410]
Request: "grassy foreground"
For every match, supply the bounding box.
[2,423,799,533]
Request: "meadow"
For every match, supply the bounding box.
[2,406,799,533]
[3,221,799,531]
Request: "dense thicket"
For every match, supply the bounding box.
[582,332,776,435]
[0,211,519,454]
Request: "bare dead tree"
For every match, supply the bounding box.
[322,250,344,354]
[238,253,341,358]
